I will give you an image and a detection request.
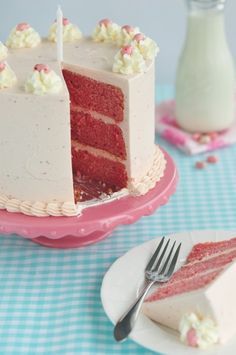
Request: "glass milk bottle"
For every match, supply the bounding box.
[176,0,235,133]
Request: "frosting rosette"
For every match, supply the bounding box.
[179,313,219,349]
[116,25,140,47]
[132,33,159,60]
[6,23,41,48]
[24,64,63,95]
[0,41,8,60]
[48,18,82,42]
[0,61,17,89]
[92,19,121,43]
[112,45,146,75]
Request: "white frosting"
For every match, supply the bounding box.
[0,42,8,60]
[48,22,82,42]
[113,47,147,75]
[0,145,163,217]
[133,37,159,60]
[179,313,219,349]
[25,68,63,95]
[6,25,41,48]
[92,22,121,43]
[116,26,140,46]
[0,38,157,217]
[0,62,17,89]
[142,259,236,345]
[0,194,77,217]
[129,146,166,195]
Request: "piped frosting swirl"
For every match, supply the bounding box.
[116,25,140,46]
[92,19,121,43]
[179,313,219,349]
[0,61,17,89]
[24,64,63,95]
[112,45,147,75]
[6,23,41,48]
[0,41,8,60]
[132,33,159,60]
[48,18,82,42]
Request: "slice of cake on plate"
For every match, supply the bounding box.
[142,237,236,349]
[0,18,166,217]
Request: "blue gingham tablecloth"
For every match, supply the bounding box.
[0,85,236,355]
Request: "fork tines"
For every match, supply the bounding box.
[146,236,181,278]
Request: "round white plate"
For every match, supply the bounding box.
[101,230,236,355]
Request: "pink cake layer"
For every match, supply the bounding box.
[71,109,126,159]
[63,69,124,122]
[72,148,128,189]
[145,237,236,302]
[169,247,236,284]
[146,269,221,302]
[187,237,236,262]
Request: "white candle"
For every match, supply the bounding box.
[56,5,63,62]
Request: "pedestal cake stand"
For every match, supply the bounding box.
[0,148,178,249]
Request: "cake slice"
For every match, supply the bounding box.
[142,237,236,347]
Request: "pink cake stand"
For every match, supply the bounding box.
[0,148,177,249]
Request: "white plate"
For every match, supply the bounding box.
[101,230,236,355]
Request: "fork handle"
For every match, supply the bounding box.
[113,280,154,342]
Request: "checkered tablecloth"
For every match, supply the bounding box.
[0,85,236,355]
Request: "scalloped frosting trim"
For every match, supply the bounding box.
[48,18,82,42]
[128,145,166,195]
[6,23,41,48]
[0,195,77,217]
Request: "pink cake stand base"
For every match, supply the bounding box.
[0,148,178,249]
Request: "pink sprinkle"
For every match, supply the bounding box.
[34,64,50,73]
[16,22,30,31]
[63,17,70,26]
[0,62,6,72]
[207,155,218,164]
[121,45,133,56]
[192,133,201,142]
[122,25,134,33]
[195,161,205,169]
[186,328,198,347]
[99,18,112,27]
[133,33,145,42]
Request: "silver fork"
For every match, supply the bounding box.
[113,236,182,342]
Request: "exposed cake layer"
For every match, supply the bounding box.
[71,108,126,159]
[63,69,124,122]
[147,269,221,302]
[145,239,236,302]
[187,237,236,262]
[72,147,128,189]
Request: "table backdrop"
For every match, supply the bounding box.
[0,85,235,354]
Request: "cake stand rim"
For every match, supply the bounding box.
[0,147,178,241]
